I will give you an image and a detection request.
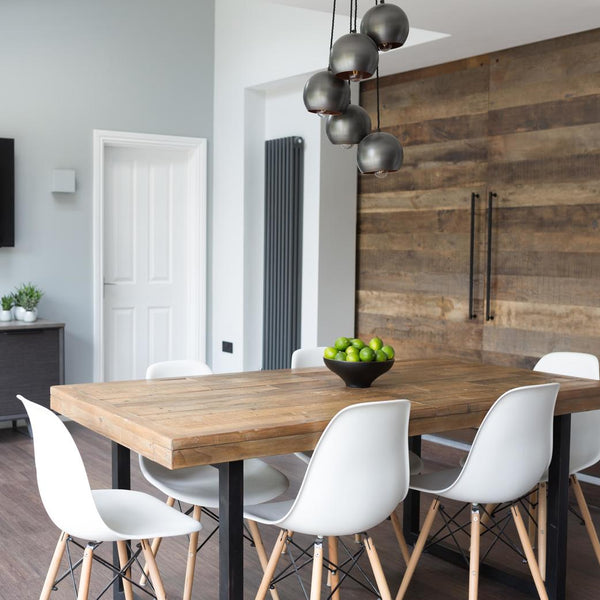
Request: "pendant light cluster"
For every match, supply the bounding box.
[303,0,408,177]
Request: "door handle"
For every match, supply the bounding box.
[469,192,479,319]
[485,191,497,321]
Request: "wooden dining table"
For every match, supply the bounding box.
[50,358,600,600]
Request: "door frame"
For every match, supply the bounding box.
[92,129,207,382]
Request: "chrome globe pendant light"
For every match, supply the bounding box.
[303,0,351,116]
[357,68,404,177]
[303,0,407,175]
[326,104,372,147]
[330,0,378,81]
[360,0,409,51]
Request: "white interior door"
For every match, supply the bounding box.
[103,144,202,381]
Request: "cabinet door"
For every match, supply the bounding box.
[0,327,63,418]
[484,31,600,367]
[357,57,489,360]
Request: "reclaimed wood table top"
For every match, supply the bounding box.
[50,358,600,469]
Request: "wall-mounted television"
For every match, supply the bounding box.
[0,138,14,247]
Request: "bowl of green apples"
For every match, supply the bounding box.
[323,336,395,388]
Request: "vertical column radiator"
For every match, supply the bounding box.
[262,136,304,370]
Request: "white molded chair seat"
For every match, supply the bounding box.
[291,347,328,369]
[91,489,201,541]
[139,360,289,600]
[532,352,600,575]
[398,383,560,600]
[19,395,201,600]
[245,399,412,600]
[139,457,289,507]
[534,352,600,476]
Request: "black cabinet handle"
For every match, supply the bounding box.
[486,191,497,321]
[469,192,479,319]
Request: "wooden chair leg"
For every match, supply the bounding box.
[310,537,324,600]
[538,482,547,580]
[480,503,498,529]
[247,520,281,600]
[40,531,69,600]
[529,488,539,546]
[116,541,134,600]
[140,538,167,600]
[328,536,341,600]
[256,529,288,600]
[76,543,94,600]
[468,505,481,600]
[183,505,202,600]
[396,498,440,600]
[571,474,600,566]
[140,496,175,586]
[390,509,411,567]
[364,535,392,600]
[511,505,549,600]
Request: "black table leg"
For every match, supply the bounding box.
[112,442,131,600]
[217,460,244,600]
[546,414,571,600]
[404,435,421,540]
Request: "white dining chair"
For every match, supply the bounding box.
[396,383,560,600]
[245,398,412,600]
[533,351,600,576]
[19,395,202,600]
[291,347,328,369]
[291,346,423,567]
[139,360,289,600]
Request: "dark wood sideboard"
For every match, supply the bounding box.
[0,320,64,423]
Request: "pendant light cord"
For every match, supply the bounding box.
[376,67,381,131]
[354,0,358,32]
[349,0,353,33]
[329,0,337,51]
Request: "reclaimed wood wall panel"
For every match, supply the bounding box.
[357,57,490,361]
[357,28,600,367]
[484,29,600,366]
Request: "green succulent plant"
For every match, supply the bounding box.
[14,283,44,311]
[1,295,13,311]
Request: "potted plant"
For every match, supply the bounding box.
[12,287,26,320]
[20,283,44,323]
[0,294,13,322]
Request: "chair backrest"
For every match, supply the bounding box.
[18,395,114,540]
[534,352,600,473]
[279,399,411,537]
[291,347,327,369]
[448,383,560,504]
[146,360,213,379]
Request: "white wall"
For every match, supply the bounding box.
[213,0,357,372]
[263,83,322,354]
[0,0,215,384]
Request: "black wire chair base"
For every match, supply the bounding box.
[51,537,157,600]
[424,493,539,569]
[268,534,384,600]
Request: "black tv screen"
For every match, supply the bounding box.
[0,138,14,247]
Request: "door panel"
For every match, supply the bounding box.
[103,146,192,381]
[484,31,600,367]
[357,57,490,360]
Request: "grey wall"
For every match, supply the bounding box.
[0,0,214,383]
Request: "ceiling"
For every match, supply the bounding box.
[271,0,600,75]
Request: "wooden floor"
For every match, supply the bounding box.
[1,422,599,599]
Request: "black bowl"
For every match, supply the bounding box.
[323,357,394,388]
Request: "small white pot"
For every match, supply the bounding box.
[23,309,37,323]
[14,306,25,320]
[0,309,12,322]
